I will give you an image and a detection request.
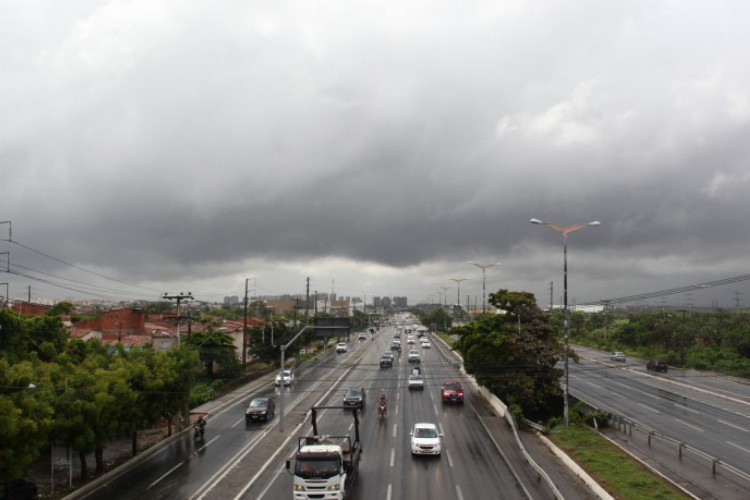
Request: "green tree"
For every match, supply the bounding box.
[187,330,238,378]
[46,301,75,317]
[454,290,563,419]
[0,358,54,484]
[0,309,68,363]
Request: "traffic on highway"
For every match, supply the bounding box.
[79,315,578,500]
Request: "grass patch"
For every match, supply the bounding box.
[549,425,688,499]
[437,332,456,347]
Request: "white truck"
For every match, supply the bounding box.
[286,406,362,499]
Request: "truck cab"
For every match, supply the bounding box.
[291,442,355,499]
[287,406,361,499]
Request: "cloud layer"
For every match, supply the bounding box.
[3,1,750,307]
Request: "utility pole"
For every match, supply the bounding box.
[449,278,468,322]
[305,277,310,325]
[549,281,554,312]
[163,292,194,347]
[243,279,249,365]
[439,286,449,309]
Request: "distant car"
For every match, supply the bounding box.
[246,397,275,422]
[390,342,402,352]
[408,350,421,363]
[275,369,294,386]
[407,336,416,344]
[408,374,424,390]
[410,422,442,456]
[380,355,393,368]
[441,381,464,404]
[393,333,401,339]
[610,351,626,362]
[343,387,366,408]
[382,351,395,360]
[336,342,348,353]
[393,338,402,345]
[421,340,431,349]
[647,360,668,372]
[358,332,367,340]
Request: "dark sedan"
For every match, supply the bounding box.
[343,387,366,409]
[245,397,275,422]
[646,360,668,372]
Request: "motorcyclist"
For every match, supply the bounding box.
[195,414,207,437]
[378,392,388,416]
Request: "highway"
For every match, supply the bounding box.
[80,324,582,500]
[570,345,750,497]
[227,326,530,500]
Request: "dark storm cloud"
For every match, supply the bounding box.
[3,1,750,305]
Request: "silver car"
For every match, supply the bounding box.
[275,369,295,386]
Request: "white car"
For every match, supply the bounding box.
[408,374,424,390]
[275,369,294,386]
[610,351,626,362]
[421,340,431,349]
[408,350,421,363]
[410,422,442,456]
[407,336,416,344]
[336,342,348,353]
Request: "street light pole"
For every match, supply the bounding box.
[468,261,501,314]
[530,218,600,428]
[449,278,468,322]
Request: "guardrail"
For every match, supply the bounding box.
[605,409,750,487]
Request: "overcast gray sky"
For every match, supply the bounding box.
[3,0,750,309]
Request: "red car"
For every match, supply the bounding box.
[441,381,464,404]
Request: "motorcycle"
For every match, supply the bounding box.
[194,423,205,441]
[378,401,387,418]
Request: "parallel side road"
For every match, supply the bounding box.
[569,345,750,498]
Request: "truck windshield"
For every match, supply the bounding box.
[295,458,340,479]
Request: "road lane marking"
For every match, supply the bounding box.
[392,423,398,438]
[674,418,704,433]
[255,460,289,500]
[670,402,700,414]
[390,448,395,467]
[456,485,464,500]
[446,448,453,467]
[727,440,750,455]
[719,420,750,432]
[387,483,392,500]
[637,402,660,413]
[148,461,185,489]
[195,348,359,500]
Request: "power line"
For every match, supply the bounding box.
[582,273,750,306]
[7,239,163,294]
